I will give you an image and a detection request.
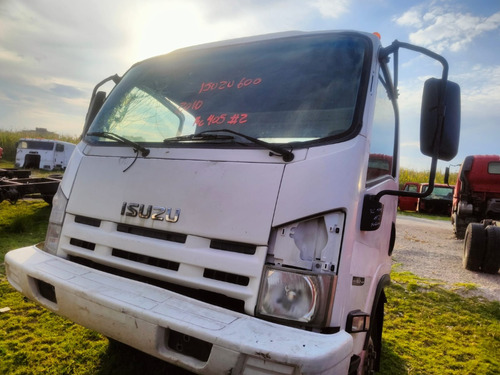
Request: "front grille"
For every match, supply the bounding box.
[112,248,179,271]
[68,255,246,313]
[203,268,249,286]
[75,215,101,227]
[117,223,187,244]
[64,214,263,316]
[210,239,256,255]
[70,238,96,251]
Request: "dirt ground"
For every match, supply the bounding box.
[393,215,500,301]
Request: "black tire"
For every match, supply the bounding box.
[463,223,486,271]
[42,195,54,204]
[453,213,467,240]
[363,291,385,375]
[482,226,500,274]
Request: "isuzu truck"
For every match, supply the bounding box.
[5,31,460,374]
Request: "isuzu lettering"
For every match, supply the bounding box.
[5,31,460,374]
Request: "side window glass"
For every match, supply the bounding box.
[367,70,396,182]
[405,184,418,193]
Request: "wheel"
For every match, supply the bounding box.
[463,223,486,271]
[362,337,376,375]
[362,292,385,375]
[482,226,500,274]
[42,195,55,204]
[453,213,467,239]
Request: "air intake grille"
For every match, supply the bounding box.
[210,239,256,255]
[68,255,245,313]
[117,223,187,244]
[203,268,249,286]
[112,248,179,271]
[70,238,96,251]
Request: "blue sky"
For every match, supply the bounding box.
[0,0,499,171]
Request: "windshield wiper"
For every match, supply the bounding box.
[164,129,294,162]
[87,131,150,157]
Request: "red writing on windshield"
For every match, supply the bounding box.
[195,113,248,127]
[198,77,262,94]
[180,100,204,111]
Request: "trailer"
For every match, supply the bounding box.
[0,169,62,204]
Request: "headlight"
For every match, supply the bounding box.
[256,266,336,327]
[43,186,68,255]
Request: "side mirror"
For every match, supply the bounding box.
[81,74,121,138]
[420,78,461,161]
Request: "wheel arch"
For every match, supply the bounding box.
[364,273,390,371]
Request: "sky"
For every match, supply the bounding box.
[0,0,499,171]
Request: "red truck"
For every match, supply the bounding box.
[452,155,500,274]
[398,182,454,215]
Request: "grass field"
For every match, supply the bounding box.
[1,200,499,374]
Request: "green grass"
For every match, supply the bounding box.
[380,268,500,375]
[1,189,499,374]
[0,200,51,269]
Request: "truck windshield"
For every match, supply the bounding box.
[421,185,454,199]
[86,33,370,148]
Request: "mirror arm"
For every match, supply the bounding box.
[374,156,438,201]
[90,74,121,102]
[381,40,448,81]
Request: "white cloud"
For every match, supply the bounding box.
[395,5,500,53]
[455,64,500,128]
[309,0,350,19]
[395,9,423,28]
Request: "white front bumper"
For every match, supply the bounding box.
[6,245,353,375]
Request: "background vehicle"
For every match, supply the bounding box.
[5,31,460,374]
[451,155,500,274]
[418,183,454,215]
[15,138,76,170]
[398,182,454,215]
[451,155,500,239]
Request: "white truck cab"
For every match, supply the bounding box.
[15,138,76,170]
[6,31,460,374]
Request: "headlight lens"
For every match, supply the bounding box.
[256,266,335,327]
[43,186,68,255]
